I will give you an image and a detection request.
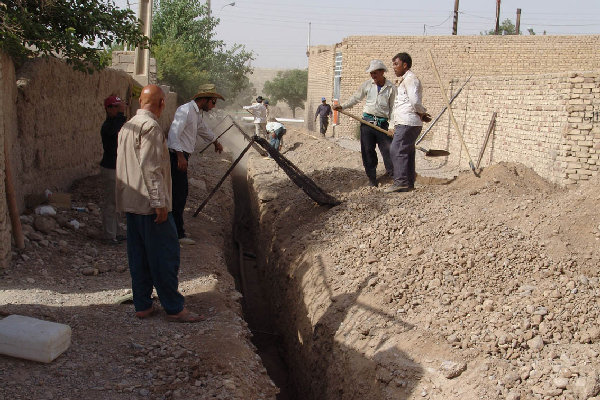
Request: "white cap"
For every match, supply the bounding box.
[366,59,387,73]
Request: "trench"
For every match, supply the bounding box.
[219,119,295,399]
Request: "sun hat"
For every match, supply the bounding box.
[366,59,387,73]
[256,96,264,103]
[192,83,225,101]
[104,96,122,108]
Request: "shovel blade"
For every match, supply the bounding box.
[424,149,450,157]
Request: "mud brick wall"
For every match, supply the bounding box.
[305,45,336,133]
[0,52,16,268]
[12,57,177,210]
[111,50,157,84]
[307,35,600,185]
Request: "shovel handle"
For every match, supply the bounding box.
[337,109,393,137]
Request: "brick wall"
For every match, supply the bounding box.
[305,45,336,133]
[111,51,157,85]
[307,35,600,185]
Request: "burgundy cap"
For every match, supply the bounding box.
[104,96,122,108]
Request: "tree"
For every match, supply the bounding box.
[263,69,308,118]
[152,0,253,103]
[0,0,147,73]
[482,18,517,35]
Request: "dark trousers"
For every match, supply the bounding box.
[169,151,189,239]
[319,116,329,134]
[126,212,184,315]
[360,123,393,180]
[390,124,422,187]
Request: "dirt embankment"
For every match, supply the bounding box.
[0,147,277,400]
[246,129,600,400]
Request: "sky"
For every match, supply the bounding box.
[114,0,600,69]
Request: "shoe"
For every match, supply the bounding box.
[179,237,196,245]
[384,184,413,193]
[135,305,156,319]
[368,178,378,187]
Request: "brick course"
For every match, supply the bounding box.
[306,35,600,186]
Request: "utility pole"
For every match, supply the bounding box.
[515,8,521,35]
[134,0,152,85]
[452,0,459,35]
[495,0,501,34]
[306,22,311,57]
[207,0,211,18]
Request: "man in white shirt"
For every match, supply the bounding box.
[243,96,268,138]
[167,84,224,244]
[333,60,396,187]
[385,53,427,193]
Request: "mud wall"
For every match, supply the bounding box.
[0,52,16,268]
[306,35,600,185]
[13,56,177,210]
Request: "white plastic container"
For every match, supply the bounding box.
[0,315,71,363]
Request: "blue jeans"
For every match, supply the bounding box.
[126,212,184,315]
[391,124,422,187]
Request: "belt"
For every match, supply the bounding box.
[362,113,389,128]
[169,149,190,157]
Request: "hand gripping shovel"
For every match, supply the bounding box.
[337,109,449,157]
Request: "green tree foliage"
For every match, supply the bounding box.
[152,0,253,103]
[0,0,147,72]
[263,69,308,118]
[482,18,517,35]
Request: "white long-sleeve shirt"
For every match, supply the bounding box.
[243,102,267,123]
[167,100,215,154]
[341,78,396,119]
[391,70,427,127]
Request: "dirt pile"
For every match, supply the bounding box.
[0,149,277,400]
[247,129,600,400]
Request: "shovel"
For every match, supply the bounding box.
[337,109,449,157]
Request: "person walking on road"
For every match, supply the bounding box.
[115,84,203,323]
[314,97,333,135]
[99,95,127,244]
[167,84,224,245]
[333,60,396,187]
[385,52,427,193]
[244,96,268,139]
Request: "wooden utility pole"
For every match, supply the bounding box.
[515,8,521,35]
[452,0,459,35]
[495,0,501,34]
[207,0,211,18]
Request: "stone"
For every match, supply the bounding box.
[527,336,544,351]
[440,360,467,379]
[34,216,58,234]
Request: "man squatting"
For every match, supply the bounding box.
[333,59,396,187]
[116,84,202,322]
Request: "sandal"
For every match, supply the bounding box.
[166,308,205,323]
[135,305,156,319]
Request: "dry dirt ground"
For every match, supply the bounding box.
[246,129,600,400]
[0,146,277,400]
[1,124,600,400]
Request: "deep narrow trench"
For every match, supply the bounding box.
[220,125,295,399]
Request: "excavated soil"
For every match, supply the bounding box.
[246,129,600,400]
[0,145,277,400]
[1,123,600,400]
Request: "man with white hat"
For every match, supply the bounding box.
[314,97,333,135]
[167,83,224,245]
[244,96,268,139]
[333,59,396,187]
